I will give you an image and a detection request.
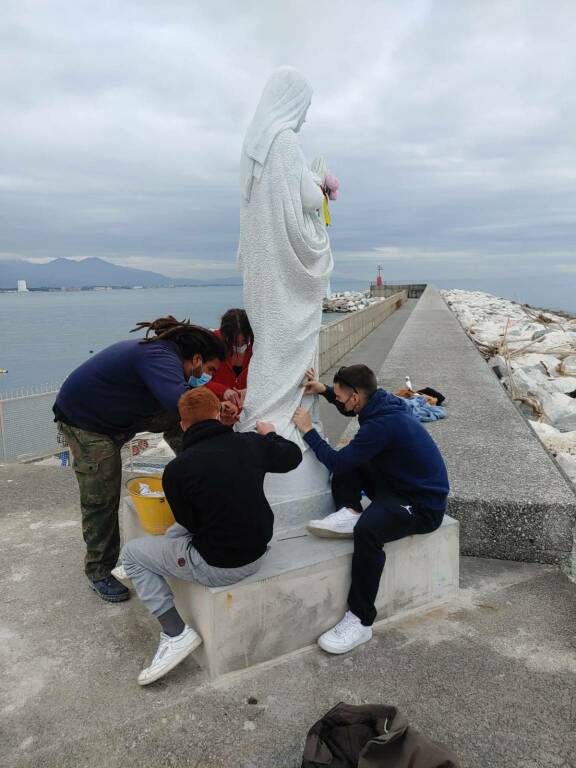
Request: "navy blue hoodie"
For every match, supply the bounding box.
[54,339,188,438]
[304,388,449,516]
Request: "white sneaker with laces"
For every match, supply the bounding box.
[307,507,360,538]
[111,565,130,585]
[318,611,373,654]
[137,625,202,686]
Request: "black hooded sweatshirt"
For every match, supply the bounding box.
[161,420,302,568]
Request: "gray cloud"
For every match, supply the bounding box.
[1,0,575,283]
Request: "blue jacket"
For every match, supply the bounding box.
[54,339,189,438]
[304,388,449,514]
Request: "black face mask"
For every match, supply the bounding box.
[335,396,357,417]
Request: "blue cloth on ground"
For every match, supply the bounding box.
[405,395,446,422]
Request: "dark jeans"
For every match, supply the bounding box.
[332,467,443,626]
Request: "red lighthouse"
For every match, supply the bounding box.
[376,264,383,287]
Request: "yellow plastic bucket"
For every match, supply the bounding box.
[126,475,175,535]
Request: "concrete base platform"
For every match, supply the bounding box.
[122,498,459,679]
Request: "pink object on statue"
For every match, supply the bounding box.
[324,172,340,200]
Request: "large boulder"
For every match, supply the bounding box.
[529,421,576,454]
[539,391,576,432]
[558,354,576,376]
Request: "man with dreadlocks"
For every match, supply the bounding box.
[53,316,226,603]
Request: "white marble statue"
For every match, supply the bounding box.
[237,66,334,454]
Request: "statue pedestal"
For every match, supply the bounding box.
[238,392,336,530]
[265,448,335,531]
[120,498,460,680]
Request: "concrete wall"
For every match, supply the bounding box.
[319,291,406,375]
[339,286,576,575]
[370,283,427,299]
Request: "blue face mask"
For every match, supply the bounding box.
[188,370,212,388]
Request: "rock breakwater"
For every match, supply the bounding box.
[323,291,384,313]
[442,289,576,486]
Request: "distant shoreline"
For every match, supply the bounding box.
[0,283,243,293]
[524,302,576,320]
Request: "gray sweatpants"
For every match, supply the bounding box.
[121,523,267,617]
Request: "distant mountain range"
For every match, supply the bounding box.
[0,257,241,289]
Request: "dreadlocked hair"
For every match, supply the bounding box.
[131,316,226,361]
[219,308,254,351]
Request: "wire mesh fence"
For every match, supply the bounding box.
[0,385,175,469]
[0,386,63,462]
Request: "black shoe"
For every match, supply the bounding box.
[88,575,130,603]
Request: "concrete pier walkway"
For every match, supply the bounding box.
[320,298,417,444]
[1,462,574,767]
[2,293,575,767]
[375,286,576,572]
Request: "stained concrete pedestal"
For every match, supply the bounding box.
[122,498,459,679]
[264,449,335,531]
[261,394,334,530]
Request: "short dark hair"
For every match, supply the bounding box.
[219,308,254,351]
[333,364,377,396]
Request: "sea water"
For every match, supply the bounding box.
[0,285,344,392]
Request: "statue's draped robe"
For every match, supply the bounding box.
[237,128,333,447]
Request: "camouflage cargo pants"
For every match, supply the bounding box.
[59,412,182,580]
[59,423,123,581]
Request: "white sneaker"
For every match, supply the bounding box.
[137,626,202,686]
[111,565,131,585]
[318,611,373,654]
[307,507,360,538]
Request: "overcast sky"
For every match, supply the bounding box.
[1,0,575,284]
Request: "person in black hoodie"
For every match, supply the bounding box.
[293,364,449,655]
[121,387,302,686]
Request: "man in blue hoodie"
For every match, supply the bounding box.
[293,364,449,655]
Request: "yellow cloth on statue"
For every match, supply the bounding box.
[323,195,331,226]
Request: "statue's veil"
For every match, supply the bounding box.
[240,66,312,201]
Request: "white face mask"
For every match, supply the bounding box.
[233,343,248,355]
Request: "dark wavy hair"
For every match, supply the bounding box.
[219,308,254,351]
[131,316,226,361]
